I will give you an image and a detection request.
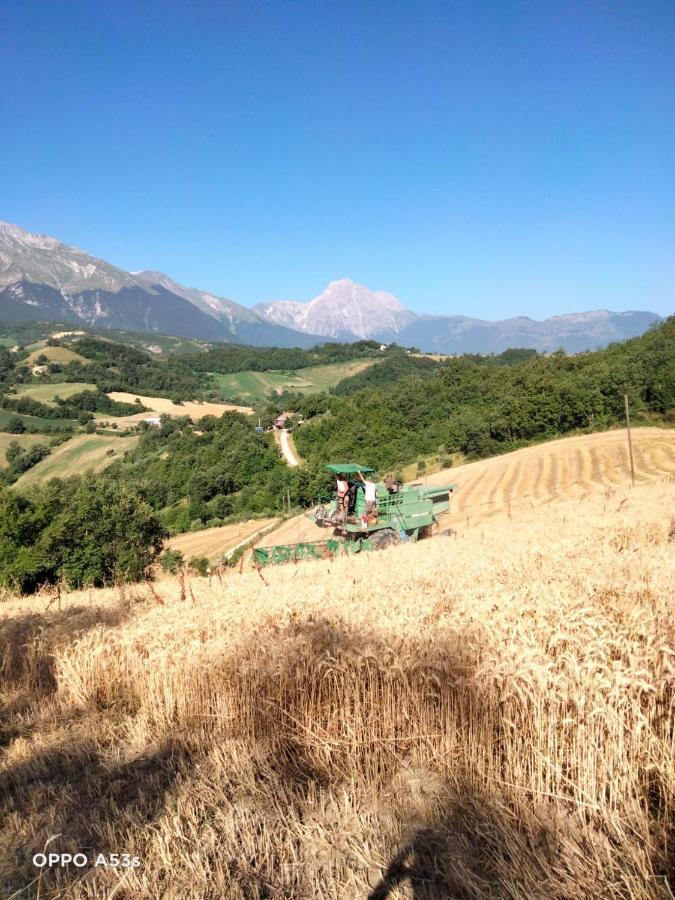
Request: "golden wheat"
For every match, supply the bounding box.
[0,473,673,897]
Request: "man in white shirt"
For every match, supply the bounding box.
[358,471,378,516]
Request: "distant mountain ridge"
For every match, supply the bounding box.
[0,221,322,348]
[0,221,663,352]
[255,279,663,353]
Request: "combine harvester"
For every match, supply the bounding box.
[253,463,457,566]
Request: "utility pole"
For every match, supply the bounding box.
[624,394,635,488]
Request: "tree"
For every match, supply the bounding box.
[48,478,167,587]
[160,549,184,574]
[7,416,25,434]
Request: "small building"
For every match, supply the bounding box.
[143,416,162,427]
[273,412,291,430]
[31,365,49,376]
[379,344,388,351]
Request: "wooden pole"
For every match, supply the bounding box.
[624,393,635,488]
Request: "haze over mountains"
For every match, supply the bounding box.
[0,221,662,353]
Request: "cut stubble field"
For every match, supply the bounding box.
[106,391,254,419]
[167,517,279,561]
[256,425,675,549]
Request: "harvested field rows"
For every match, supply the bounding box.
[167,518,279,560]
[427,426,675,529]
[258,427,675,547]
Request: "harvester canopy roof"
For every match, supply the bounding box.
[325,463,375,475]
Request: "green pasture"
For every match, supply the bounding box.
[14,433,139,488]
[211,359,379,404]
[11,382,97,404]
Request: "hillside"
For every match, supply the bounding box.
[211,358,379,405]
[13,433,139,487]
[256,426,675,549]
[0,475,672,897]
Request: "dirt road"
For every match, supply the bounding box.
[278,429,300,466]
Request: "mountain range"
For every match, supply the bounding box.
[0,221,663,353]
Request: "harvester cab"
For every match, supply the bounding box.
[252,462,457,567]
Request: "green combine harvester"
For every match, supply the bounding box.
[252,463,457,567]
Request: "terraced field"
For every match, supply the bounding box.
[212,359,379,404]
[14,434,139,488]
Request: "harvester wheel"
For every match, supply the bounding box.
[370,528,401,550]
[440,528,456,538]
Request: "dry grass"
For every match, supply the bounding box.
[0,474,673,898]
[107,392,254,419]
[167,517,279,560]
[14,434,139,488]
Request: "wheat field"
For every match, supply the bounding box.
[0,459,673,897]
[257,426,675,548]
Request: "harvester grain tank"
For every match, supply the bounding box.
[252,463,457,566]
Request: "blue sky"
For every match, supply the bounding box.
[1,0,673,318]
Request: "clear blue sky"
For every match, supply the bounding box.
[1,0,673,318]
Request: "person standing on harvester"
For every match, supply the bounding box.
[336,474,349,512]
[358,470,377,516]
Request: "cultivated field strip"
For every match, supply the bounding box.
[167,517,279,560]
[13,433,140,488]
[429,427,675,528]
